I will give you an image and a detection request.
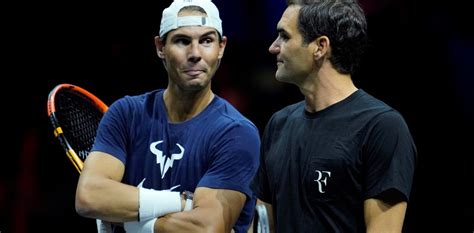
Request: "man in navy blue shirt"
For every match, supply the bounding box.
[75,1,260,232]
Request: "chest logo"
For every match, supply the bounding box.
[150,140,185,179]
[313,170,331,193]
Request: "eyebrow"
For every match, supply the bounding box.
[170,30,218,39]
[199,31,218,38]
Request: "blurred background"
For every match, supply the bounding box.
[2,0,473,232]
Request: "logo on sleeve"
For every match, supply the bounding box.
[150,140,185,179]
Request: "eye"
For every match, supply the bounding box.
[279,32,289,41]
[200,37,214,45]
[173,38,190,45]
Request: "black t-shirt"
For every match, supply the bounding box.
[252,89,416,233]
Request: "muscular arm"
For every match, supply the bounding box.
[364,198,407,233]
[75,151,139,222]
[156,187,246,233]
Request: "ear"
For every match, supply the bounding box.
[155,36,165,59]
[217,36,228,59]
[313,36,330,60]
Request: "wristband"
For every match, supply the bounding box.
[139,187,181,221]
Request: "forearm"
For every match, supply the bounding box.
[76,175,139,222]
[155,187,244,233]
[156,206,225,233]
[364,198,407,233]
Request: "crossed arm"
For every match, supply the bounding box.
[155,187,245,233]
[75,151,246,232]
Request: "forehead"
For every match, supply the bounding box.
[167,9,217,38]
[167,25,218,38]
[278,5,300,32]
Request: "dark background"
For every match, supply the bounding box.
[2,0,473,232]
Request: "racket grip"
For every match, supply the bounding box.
[255,204,270,233]
[183,191,193,211]
[96,219,113,233]
[123,218,156,233]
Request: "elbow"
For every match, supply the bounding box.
[75,183,100,218]
[75,194,92,217]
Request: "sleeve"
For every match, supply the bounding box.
[92,97,131,164]
[363,110,417,201]
[197,120,261,198]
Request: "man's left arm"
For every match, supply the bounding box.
[156,187,246,233]
[364,190,408,233]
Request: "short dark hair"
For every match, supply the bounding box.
[287,0,368,75]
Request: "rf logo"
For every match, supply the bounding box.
[313,170,331,193]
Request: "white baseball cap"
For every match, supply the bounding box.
[160,0,223,38]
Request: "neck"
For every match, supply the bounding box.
[163,88,215,123]
[301,63,357,113]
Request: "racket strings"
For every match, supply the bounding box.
[56,91,103,160]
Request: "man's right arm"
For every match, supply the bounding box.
[75,151,139,222]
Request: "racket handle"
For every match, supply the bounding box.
[123,218,156,233]
[96,219,113,233]
[183,191,194,211]
[255,204,270,233]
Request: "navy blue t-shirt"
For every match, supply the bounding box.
[93,89,260,232]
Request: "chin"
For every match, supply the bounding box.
[275,72,287,82]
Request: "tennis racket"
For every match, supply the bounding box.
[253,203,270,233]
[47,83,108,173]
[48,83,112,232]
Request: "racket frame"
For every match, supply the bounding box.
[47,83,108,173]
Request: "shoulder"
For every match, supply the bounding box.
[213,96,259,132]
[347,90,407,126]
[108,89,163,113]
[267,101,305,128]
[275,101,305,116]
[111,89,162,107]
[356,90,409,129]
[355,93,414,149]
[369,110,411,136]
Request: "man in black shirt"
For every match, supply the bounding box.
[251,0,417,232]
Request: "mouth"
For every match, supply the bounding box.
[276,58,283,65]
[183,69,205,76]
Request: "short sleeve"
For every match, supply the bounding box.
[363,110,417,201]
[198,120,261,198]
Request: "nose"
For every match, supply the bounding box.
[188,41,201,63]
[268,39,280,54]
